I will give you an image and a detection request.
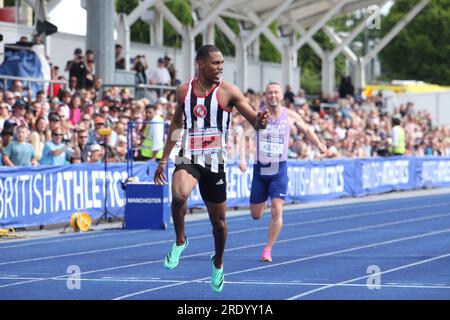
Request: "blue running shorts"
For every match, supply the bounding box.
[250,161,288,204]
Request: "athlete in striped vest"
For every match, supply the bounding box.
[154,45,268,292]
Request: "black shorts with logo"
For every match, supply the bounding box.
[173,162,227,204]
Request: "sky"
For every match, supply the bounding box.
[47,0,395,37]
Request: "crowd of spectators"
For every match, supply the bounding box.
[0,38,449,167]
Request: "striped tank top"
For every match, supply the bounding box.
[178,78,232,173]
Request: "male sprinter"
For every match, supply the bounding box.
[240,82,326,262]
[154,45,268,292]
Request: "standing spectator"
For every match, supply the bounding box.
[69,50,87,89]
[0,128,14,165]
[85,49,96,89]
[389,117,406,156]
[338,76,355,98]
[133,55,148,99]
[2,125,37,166]
[115,44,125,70]
[148,58,171,86]
[284,85,295,104]
[9,100,28,127]
[29,117,48,161]
[40,129,72,165]
[140,104,164,161]
[65,48,82,72]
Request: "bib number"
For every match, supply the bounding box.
[188,128,222,154]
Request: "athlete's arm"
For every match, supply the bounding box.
[154,85,185,185]
[288,110,327,153]
[226,83,268,130]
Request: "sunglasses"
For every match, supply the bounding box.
[53,133,63,137]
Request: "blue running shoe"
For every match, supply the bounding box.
[210,254,224,293]
[164,238,189,269]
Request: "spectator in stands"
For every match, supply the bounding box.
[389,117,406,156]
[140,104,164,161]
[69,50,87,89]
[71,129,90,163]
[2,125,37,166]
[49,65,62,97]
[88,115,106,146]
[65,48,82,73]
[9,100,28,127]
[338,76,355,98]
[0,102,10,130]
[85,49,96,89]
[29,116,48,161]
[114,135,127,162]
[115,44,125,70]
[133,55,148,99]
[40,128,73,165]
[68,94,82,126]
[0,127,14,165]
[284,85,295,104]
[4,91,16,109]
[148,57,171,86]
[88,143,103,163]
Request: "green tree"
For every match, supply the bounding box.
[379,0,450,85]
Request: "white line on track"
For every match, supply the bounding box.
[0,202,448,267]
[1,276,449,290]
[112,228,450,300]
[287,252,450,299]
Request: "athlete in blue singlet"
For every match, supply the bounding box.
[240,82,327,262]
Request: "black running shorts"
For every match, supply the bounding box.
[173,162,227,204]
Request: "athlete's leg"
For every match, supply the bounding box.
[250,202,267,220]
[204,200,227,268]
[171,167,198,245]
[264,197,284,251]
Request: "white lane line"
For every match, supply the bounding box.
[1,276,448,290]
[287,252,450,300]
[0,230,149,250]
[187,198,450,226]
[1,202,447,267]
[112,228,450,300]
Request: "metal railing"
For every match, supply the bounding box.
[0,74,68,97]
[101,83,177,100]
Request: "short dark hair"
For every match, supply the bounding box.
[196,45,220,62]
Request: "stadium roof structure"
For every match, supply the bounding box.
[15,0,431,94]
[137,0,428,94]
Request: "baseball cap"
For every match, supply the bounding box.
[90,144,101,152]
[49,114,61,122]
[74,48,82,55]
[157,58,164,64]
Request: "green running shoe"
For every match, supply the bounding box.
[164,238,189,269]
[210,255,224,293]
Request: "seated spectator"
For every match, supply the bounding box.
[2,125,37,166]
[29,117,48,161]
[88,143,103,163]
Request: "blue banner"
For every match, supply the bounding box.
[2,156,450,228]
[0,162,151,228]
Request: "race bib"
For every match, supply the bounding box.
[259,137,284,156]
[188,128,222,154]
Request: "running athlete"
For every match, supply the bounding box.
[153,45,268,292]
[239,82,327,262]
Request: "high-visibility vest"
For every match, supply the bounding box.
[393,126,406,154]
[141,117,164,159]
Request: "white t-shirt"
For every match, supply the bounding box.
[148,67,171,85]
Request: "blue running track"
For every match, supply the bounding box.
[1,193,450,300]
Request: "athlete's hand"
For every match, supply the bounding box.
[317,143,327,154]
[255,110,269,130]
[154,161,168,185]
[238,161,247,172]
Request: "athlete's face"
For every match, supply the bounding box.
[199,51,224,83]
[264,84,283,108]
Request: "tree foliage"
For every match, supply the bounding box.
[379,0,450,85]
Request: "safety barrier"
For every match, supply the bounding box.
[1,156,450,228]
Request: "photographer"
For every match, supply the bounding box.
[69,49,87,89]
[40,128,75,165]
